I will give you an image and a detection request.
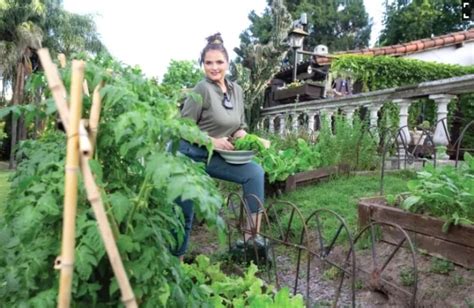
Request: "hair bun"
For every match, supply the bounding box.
[206,33,224,45]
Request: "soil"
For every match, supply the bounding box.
[187,222,474,307]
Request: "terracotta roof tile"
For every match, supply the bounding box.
[314,29,474,64]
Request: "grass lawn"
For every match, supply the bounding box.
[265,170,414,241]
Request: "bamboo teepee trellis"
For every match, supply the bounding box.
[38,49,138,308]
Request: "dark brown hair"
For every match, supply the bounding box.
[199,32,229,65]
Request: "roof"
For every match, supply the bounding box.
[314,28,474,65]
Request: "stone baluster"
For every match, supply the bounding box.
[430,94,455,160]
[269,116,275,134]
[279,114,286,136]
[342,106,357,125]
[368,103,383,140]
[291,112,299,132]
[321,108,336,132]
[307,111,316,134]
[393,99,413,159]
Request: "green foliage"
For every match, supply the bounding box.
[0,55,227,306]
[242,0,371,53]
[401,153,474,231]
[0,121,6,147]
[275,172,414,245]
[331,56,474,137]
[0,168,12,214]
[255,137,322,183]
[399,267,416,287]
[379,0,471,46]
[331,55,474,93]
[233,0,292,130]
[430,257,454,275]
[254,113,378,183]
[182,255,305,307]
[234,133,265,152]
[316,114,378,170]
[159,60,204,98]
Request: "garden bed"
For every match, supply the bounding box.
[266,164,350,196]
[358,196,474,269]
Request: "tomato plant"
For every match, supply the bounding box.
[0,54,225,306]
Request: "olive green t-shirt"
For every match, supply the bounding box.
[181,78,247,138]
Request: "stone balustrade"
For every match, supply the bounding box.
[259,74,474,159]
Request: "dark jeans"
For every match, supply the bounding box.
[173,140,265,257]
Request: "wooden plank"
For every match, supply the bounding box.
[285,166,340,192]
[382,225,474,269]
[358,198,474,248]
[358,202,371,230]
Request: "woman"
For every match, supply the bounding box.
[174,33,265,260]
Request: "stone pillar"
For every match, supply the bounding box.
[279,114,286,136]
[269,116,275,134]
[393,99,413,159]
[430,94,455,160]
[307,111,316,134]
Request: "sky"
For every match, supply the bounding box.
[63,0,385,81]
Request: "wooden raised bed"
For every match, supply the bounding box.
[358,196,474,269]
[266,164,350,196]
[273,82,324,104]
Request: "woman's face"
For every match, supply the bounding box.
[203,49,228,84]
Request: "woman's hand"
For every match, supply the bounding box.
[211,137,234,150]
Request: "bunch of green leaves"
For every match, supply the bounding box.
[234,133,265,153]
[0,54,227,306]
[182,255,304,307]
[255,137,322,183]
[401,152,474,232]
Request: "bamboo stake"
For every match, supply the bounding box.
[57,60,85,308]
[83,80,90,97]
[79,120,92,158]
[38,49,137,307]
[37,49,92,156]
[89,81,104,156]
[58,53,67,68]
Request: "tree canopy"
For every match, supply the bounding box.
[239,0,371,54]
[379,0,472,46]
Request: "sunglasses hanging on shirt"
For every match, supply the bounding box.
[222,92,233,110]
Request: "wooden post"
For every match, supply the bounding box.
[38,49,137,308]
[57,60,85,308]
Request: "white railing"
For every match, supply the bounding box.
[258,74,474,159]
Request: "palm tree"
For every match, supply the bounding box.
[0,0,106,168]
[0,0,44,168]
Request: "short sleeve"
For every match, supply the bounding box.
[181,83,206,124]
